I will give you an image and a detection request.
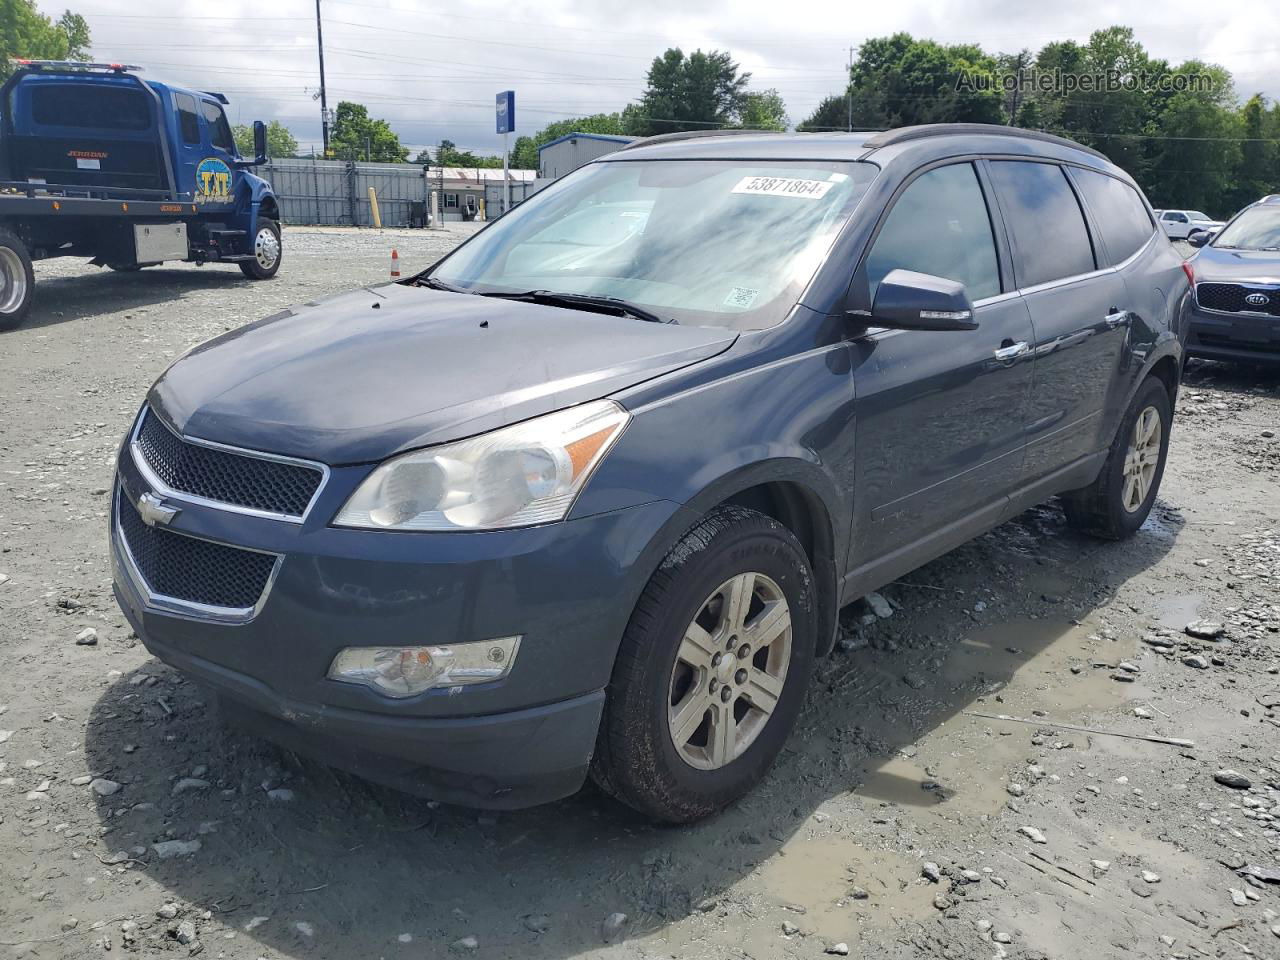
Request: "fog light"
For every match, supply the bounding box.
[328,637,521,698]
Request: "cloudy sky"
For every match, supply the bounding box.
[37,0,1280,157]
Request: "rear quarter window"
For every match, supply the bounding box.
[29,84,151,130]
[1072,169,1155,265]
[200,100,234,152]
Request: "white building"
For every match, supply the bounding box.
[427,166,538,221]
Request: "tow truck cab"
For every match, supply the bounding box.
[0,61,283,329]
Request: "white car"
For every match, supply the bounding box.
[1156,208,1224,240]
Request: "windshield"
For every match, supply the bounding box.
[1212,206,1280,250]
[429,159,879,329]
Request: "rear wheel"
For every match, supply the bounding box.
[0,227,34,332]
[107,263,143,272]
[591,506,816,822]
[239,219,282,280]
[1062,377,1172,538]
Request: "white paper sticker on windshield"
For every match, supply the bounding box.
[724,286,759,309]
[731,176,834,200]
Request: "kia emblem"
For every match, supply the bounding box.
[1244,292,1270,307]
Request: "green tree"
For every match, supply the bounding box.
[797,95,850,132]
[435,139,503,168]
[511,135,537,169]
[737,89,788,131]
[1144,61,1239,214]
[1230,94,1277,209]
[849,33,1004,128]
[629,48,750,135]
[1,0,91,78]
[232,120,298,160]
[329,101,408,162]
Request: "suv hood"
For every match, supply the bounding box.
[1192,245,1280,283]
[150,284,737,464]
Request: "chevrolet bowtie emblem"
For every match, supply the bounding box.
[137,491,179,527]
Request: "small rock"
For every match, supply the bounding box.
[1133,707,1153,719]
[781,920,799,936]
[171,778,210,796]
[1141,870,1160,884]
[1019,826,1048,844]
[1129,880,1153,898]
[865,592,893,618]
[601,912,627,944]
[61,918,78,932]
[76,628,98,646]
[1091,860,1111,875]
[933,893,951,910]
[157,903,180,920]
[848,886,869,900]
[152,839,201,859]
[992,932,1013,944]
[1185,619,1225,639]
[1182,655,1210,669]
[397,933,412,943]
[90,778,121,796]
[1117,661,1140,673]
[71,775,92,786]
[243,917,268,932]
[295,922,314,938]
[449,935,477,953]
[266,788,295,802]
[902,671,927,690]
[1214,770,1252,789]
[825,944,850,956]
[959,869,982,884]
[922,861,943,882]
[523,915,550,934]
[1006,783,1024,797]
[1230,888,1249,907]
[175,920,197,945]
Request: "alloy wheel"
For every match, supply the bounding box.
[1121,405,1161,513]
[254,227,280,270]
[667,572,792,770]
[0,247,26,315]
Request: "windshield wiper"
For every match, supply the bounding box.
[478,290,675,324]
[414,275,470,293]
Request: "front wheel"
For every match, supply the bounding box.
[1062,377,1172,538]
[239,219,282,280]
[591,506,817,823]
[0,226,34,331]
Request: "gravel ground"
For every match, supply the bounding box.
[0,228,1278,960]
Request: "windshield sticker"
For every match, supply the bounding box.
[195,157,232,204]
[731,176,834,200]
[724,286,760,309]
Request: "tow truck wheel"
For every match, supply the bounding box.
[0,227,35,332]
[107,263,143,272]
[239,219,282,280]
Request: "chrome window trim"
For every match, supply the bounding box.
[1017,266,1114,297]
[113,484,282,625]
[1110,228,1158,272]
[1193,280,1280,319]
[129,407,330,524]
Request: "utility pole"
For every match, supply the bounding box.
[844,45,855,133]
[315,0,330,156]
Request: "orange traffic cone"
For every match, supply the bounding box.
[390,248,400,278]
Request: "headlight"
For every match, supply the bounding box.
[333,399,628,531]
[328,637,521,697]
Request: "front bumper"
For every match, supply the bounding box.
[110,434,681,807]
[1187,302,1280,364]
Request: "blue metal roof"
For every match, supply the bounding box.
[537,132,636,155]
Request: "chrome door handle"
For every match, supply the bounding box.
[1104,309,1128,327]
[993,340,1030,361]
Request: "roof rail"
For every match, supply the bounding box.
[620,128,785,151]
[1259,194,1280,204]
[862,123,1107,160]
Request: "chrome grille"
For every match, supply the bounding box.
[133,408,324,519]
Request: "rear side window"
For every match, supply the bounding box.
[1073,169,1154,264]
[201,100,234,151]
[29,85,151,130]
[174,93,201,145]
[865,162,1001,302]
[988,161,1095,287]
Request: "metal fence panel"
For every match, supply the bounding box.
[262,159,435,226]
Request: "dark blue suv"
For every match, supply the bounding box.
[111,124,1190,822]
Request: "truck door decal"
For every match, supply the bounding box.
[195,157,232,204]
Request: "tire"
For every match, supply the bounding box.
[590,505,817,823]
[239,219,282,280]
[1062,377,1172,539]
[107,263,143,272]
[0,226,34,332]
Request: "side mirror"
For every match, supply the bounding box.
[250,120,267,165]
[1186,232,1209,248]
[864,269,979,332]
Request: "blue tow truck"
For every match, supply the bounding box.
[0,60,283,330]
